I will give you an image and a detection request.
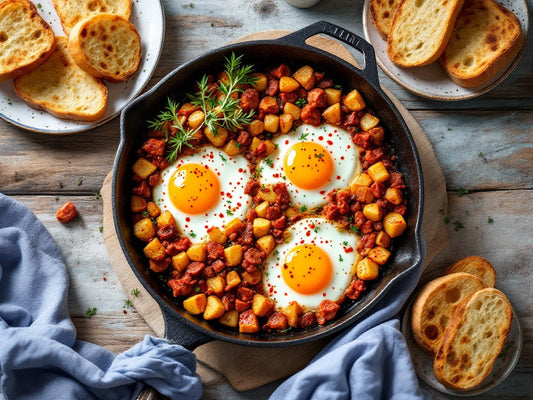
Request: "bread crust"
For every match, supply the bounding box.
[444,255,496,287]
[369,0,402,39]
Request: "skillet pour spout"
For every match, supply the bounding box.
[112,21,424,350]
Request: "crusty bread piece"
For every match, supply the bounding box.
[444,255,496,287]
[439,0,523,88]
[434,288,513,390]
[369,0,402,39]
[51,0,132,35]
[0,0,56,81]
[387,0,466,67]
[14,37,108,121]
[411,272,484,355]
[67,13,141,83]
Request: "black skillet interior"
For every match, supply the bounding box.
[113,21,424,349]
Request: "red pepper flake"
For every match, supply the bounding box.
[123,309,127,314]
[327,140,333,145]
[318,136,324,141]
[344,247,354,253]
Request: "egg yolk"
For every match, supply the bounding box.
[168,163,220,214]
[282,244,333,294]
[283,142,334,190]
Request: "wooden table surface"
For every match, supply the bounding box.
[1,0,531,398]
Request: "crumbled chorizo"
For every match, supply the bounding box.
[300,104,321,126]
[307,88,328,108]
[56,202,77,223]
[240,88,259,111]
[316,300,340,325]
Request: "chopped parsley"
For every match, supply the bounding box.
[338,254,344,262]
[478,152,488,163]
[93,191,100,200]
[99,226,103,233]
[487,216,494,224]
[300,205,307,212]
[265,158,273,167]
[86,307,97,318]
[453,220,464,231]
[59,182,64,188]
[342,241,348,246]
[219,154,227,162]
[236,142,242,148]
[124,299,133,308]
[226,209,234,216]
[190,232,197,238]
[78,178,83,186]
[315,153,324,159]
[131,288,140,297]
[350,225,362,235]
[295,98,307,108]
[333,84,342,90]
[457,188,469,196]
[298,132,309,141]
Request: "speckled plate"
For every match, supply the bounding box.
[0,0,165,134]
[401,293,523,396]
[362,0,529,100]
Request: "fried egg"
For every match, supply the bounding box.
[257,124,361,210]
[153,146,252,241]
[262,217,361,310]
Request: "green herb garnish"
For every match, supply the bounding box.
[487,216,494,224]
[299,132,309,141]
[458,188,469,196]
[295,98,307,107]
[86,307,97,318]
[131,288,140,297]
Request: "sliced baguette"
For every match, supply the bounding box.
[0,0,56,81]
[387,0,466,67]
[444,255,496,287]
[439,0,523,88]
[434,288,513,390]
[51,0,132,35]
[14,37,108,121]
[67,13,141,83]
[411,272,484,355]
[369,0,403,39]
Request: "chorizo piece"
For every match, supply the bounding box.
[56,202,77,223]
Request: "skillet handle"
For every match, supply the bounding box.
[276,21,380,87]
[160,302,213,351]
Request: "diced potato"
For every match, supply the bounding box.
[293,65,315,90]
[225,270,241,291]
[207,276,225,297]
[368,126,385,145]
[224,244,243,267]
[248,119,265,136]
[375,230,391,248]
[264,114,280,133]
[223,139,241,156]
[351,185,375,204]
[249,137,262,152]
[219,310,239,328]
[238,310,260,333]
[131,195,147,213]
[281,301,303,328]
[256,235,275,255]
[187,110,205,130]
[187,243,207,262]
[241,269,261,285]
[258,187,277,202]
[283,102,301,120]
[156,210,176,229]
[324,88,342,105]
[279,76,300,92]
[363,203,382,222]
[217,70,230,85]
[253,218,271,237]
[383,212,407,238]
[204,126,229,147]
[203,295,225,320]
[133,218,155,241]
[255,201,269,218]
[343,89,366,111]
[357,258,379,280]
[368,246,391,265]
[183,294,207,315]
[322,103,341,125]
[279,113,294,134]
[264,139,276,155]
[178,102,200,116]
[143,238,166,261]
[251,73,267,91]
[384,188,403,205]
[146,201,160,218]
[225,218,244,236]
[132,157,157,179]
[351,173,373,187]
[149,258,169,273]
[367,161,390,183]
[208,226,227,244]
[171,251,189,272]
[252,294,275,317]
[360,113,380,131]
[285,207,299,218]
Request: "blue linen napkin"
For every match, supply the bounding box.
[0,194,202,400]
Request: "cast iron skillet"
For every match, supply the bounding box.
[113,21,424,351]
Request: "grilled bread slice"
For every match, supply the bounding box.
[51,0,132,35]
[369,0,402,39]
[387,0,466,67]
[67,13,141,83]
[0,0,56,81]
[14,37,108,121]
[434,288,513,390]
[444,255,496,287]
[411,272,485,355]
[439,0,523,88]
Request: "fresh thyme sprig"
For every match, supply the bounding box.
[147,97,180,131]
[165,118,200,164]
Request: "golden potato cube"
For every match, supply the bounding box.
[223,139,241,156]
[281,301,303,328]
[224,244,243,267]
[225,270,241,291]
[143,238,166,261]
[368,126,385,144]
[253,218,271,237]
[217,70,230,85]
[293,65,316,90]
[279,76,300,92]
[279,113,294,134]
[285,207,299,218]
[283,102,301,120]
[249,137,262,152]
[178,102,200,116]
[351,173,373,187]
[171,251,190,272]
[264,139,276,156]
[251,73,267,91]
[343,89,366,111]
[208,226,227,244]
[322,103,342,125]
[238,310,260,333]
[248,119,265,136]
[183,294,207,315]
[131,195,147,213]
[357,257,379,280]
[256,234,275,255]
[146,201,161,218]
[203,295,226,320]
[375,230,391,248]
[258,187,278,202]
[363,203,382,222]
[204,126,229,147]
[255,201,269,218]
[133,218,155,241]
[360,113,380,131]
[367,161,390,183]
[225,218,244,236]
[384,188,403,205]
[156,211,176,229]
[351,185,375,204]
[187,110,205,130]
[132,157,157,179]
[219,310,239,328]
[368,246,391,265]
[383,212,407,238]
[264,114,280,133]
[207,276,225,297]
[252,294,275,317]
[187,243,207,262]
[241,269,262,285]
[324,88,342,105]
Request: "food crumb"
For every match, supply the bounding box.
[56,201,77,223]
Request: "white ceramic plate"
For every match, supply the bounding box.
[401,294,523,396]
[362,0,529,100]
[0,0,165,134]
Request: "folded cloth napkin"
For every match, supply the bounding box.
[0,194,202,400]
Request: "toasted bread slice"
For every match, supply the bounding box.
[434,288,513,390]
[0,0,56,81]
[439,0,523,88]
[369,0,402,39]
[51,0,132,35]
[411,272,484,355]
[444,256,496,287]
[14,37,108,121]
[67,13,141,83]
[387,0,466,67]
